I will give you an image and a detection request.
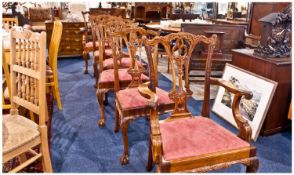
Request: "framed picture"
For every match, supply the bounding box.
[212,63,277,141]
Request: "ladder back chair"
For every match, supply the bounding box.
[3,29,52,172]
[96,23,149,128]
[46,20,63,110]
[113,27,175,165]
[139,33,259,172]
[2,17,19,29]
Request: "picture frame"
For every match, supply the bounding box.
[212,63,277,141]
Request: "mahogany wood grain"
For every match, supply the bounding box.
[232,49,292,135]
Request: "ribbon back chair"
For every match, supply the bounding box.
[3,30,52,172]
[112,27,175,165]
[82,14,111,74]
[138,33,259,172]
[96,24,150,128]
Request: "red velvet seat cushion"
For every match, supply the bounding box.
[160,117,250,161]
[117,87,173,110]
[103,57,142,69]
[99,68,149,84]
[94,49,113,59]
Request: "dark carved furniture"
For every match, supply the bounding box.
[140,33,258,172]
[248,2,291,36]
[45,20,84,57]
[202,31,225,58]
[232,49,291,136]
[134,3,172,22]
[181,23,246,82]
[254,5,291,58]
[89,8,127,18]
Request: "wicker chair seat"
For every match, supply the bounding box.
[3,114,40,154]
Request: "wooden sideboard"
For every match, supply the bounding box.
[182,23,246,81]
[45,21,84,57]
[232,49,292,136]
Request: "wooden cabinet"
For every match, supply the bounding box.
[45,21,84,57]
[134,3,171,22]
[232,49,292,136]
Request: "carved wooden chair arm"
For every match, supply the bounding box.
[138,82,162,163]
[138,82,158,107]
[210,77,253,142]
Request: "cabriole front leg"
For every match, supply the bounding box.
[82,51,89,74]
[96,88,107,127]
[120,119,129,165]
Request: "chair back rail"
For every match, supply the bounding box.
[10,29,47,125]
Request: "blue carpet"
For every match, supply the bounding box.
[50,57,291,173]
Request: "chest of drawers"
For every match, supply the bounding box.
[45,21,84,57]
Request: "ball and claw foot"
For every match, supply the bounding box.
[98,119,105,127]
[120,154,129,165]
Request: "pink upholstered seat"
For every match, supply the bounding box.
[117,87,173,110]
[85,41,99,49]
[99,68,149,84]
[159,117,250,161]
[94,49,113,59]
[103,57,142,69]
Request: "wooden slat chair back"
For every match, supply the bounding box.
[139,33,259,172]
[46,20,63,110]
[2,17,19,29]
[3,29,52,172]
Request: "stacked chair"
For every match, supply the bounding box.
[2,29,52,172]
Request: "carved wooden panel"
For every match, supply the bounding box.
[248,2,290,36]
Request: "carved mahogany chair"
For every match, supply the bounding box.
[82,14,111,74]
[113,27,175,165]
[96,23,150,128]
[93,19,137,87]
[139,33,259,172]
[3,30,52,172]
